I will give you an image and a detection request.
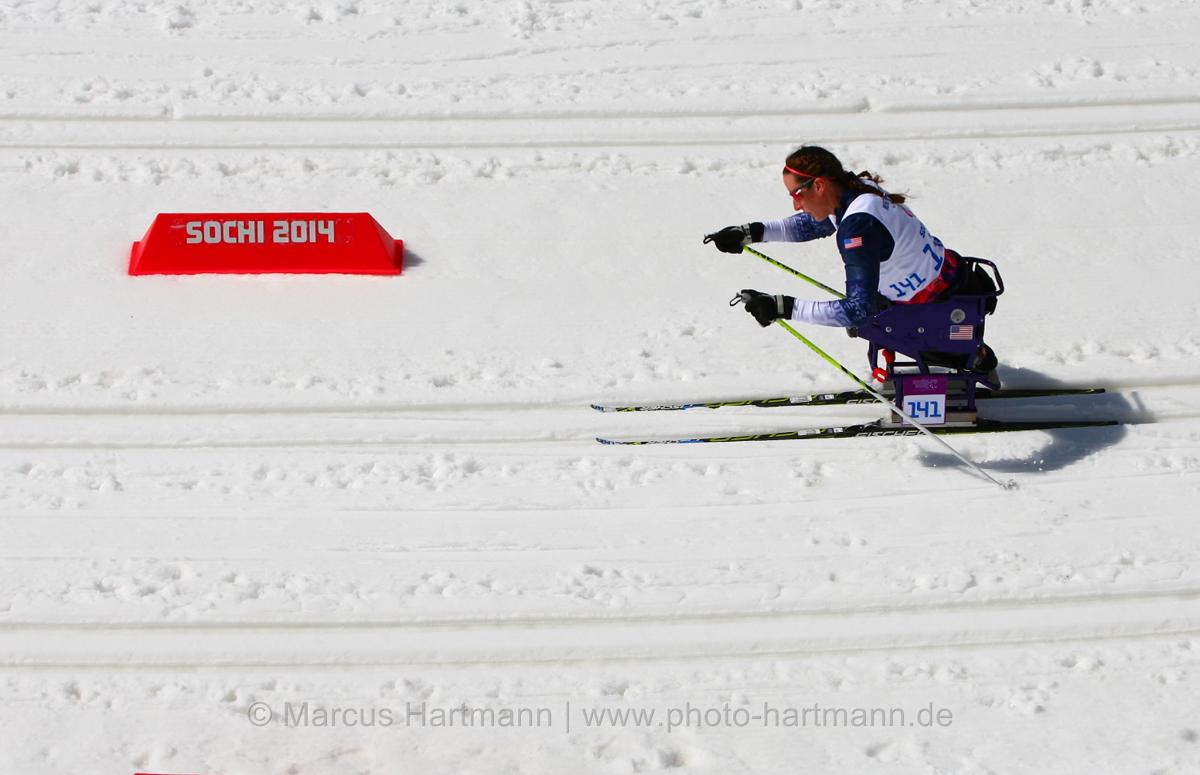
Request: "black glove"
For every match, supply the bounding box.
[739,289,795,327]
[703,222,764,254]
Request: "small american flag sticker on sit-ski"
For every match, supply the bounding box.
[843,236,863,249]
[949,324,974,340]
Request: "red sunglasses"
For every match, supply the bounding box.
[784,165,817,198]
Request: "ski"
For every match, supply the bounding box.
[591,387,1105,413]
[595,418,1119,445]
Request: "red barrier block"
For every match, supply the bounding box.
[129,213,403,275]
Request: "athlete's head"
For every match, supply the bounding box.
[782,146,907,218]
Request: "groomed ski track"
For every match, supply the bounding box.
[0,382,1187,448]
[4,0,1200,772]
[8,585,1200,667]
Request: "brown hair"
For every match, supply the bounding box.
[784,145,908,204]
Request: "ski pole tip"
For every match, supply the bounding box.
[1001,478,1019,491]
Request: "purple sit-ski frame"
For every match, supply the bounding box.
[854,258,1004,416]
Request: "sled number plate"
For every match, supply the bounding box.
[901,375,948,425]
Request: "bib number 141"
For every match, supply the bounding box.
[903,395,946,425]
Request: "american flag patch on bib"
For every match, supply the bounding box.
[843,236,863,249]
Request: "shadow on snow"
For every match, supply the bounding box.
[916,365,1143,476]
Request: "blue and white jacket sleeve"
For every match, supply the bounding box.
[761,213,836,242]
[789,212,894,328]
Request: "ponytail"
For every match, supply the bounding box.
[784,147,908,204]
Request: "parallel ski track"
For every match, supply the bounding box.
[3,377,1198,417]
[0,416,1166,450]
[3,97,1200,149]
[3,585,1198,668]
[0,383,1189,450]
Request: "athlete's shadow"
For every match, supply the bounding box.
[916,365,1141,475]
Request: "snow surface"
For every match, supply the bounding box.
[3,0,1200,773]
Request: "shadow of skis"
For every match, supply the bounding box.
[919,366,1136,475]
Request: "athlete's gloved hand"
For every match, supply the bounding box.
[703,222,764,254]
[738,289,795,327]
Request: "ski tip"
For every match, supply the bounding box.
[590,404,607,412]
